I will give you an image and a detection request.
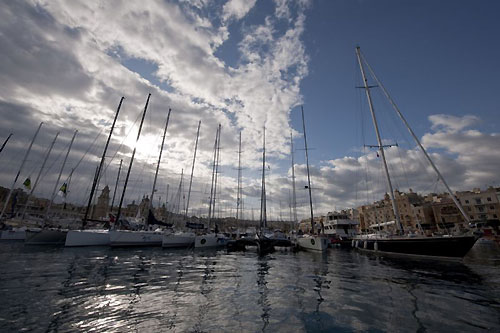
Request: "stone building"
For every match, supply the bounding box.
[429,187,500,231]
[92,185,110,219]
[124,201,139,218]
[357,189,433,230]
[298,216,325,233]
[356,189,435,232]
[456,187,500,224]
[139,195,150,218]
[354,187,500,233]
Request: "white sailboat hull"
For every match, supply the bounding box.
[297,235,329,252]
[194,234,228,248]
[162,232,195,248]
[65,230,110,247]
[109,230,162,247]
[1,229,26,241]
[25,229,68,245]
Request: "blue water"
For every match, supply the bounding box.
[0,242,499,332]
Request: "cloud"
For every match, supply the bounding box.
[274,0,292,20]
[222,0,257,22]
[0,0,311,216]
[3,2,496,223]
[428,114,479,132]
[283,114,500,216]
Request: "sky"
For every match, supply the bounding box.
[0,0,499,221]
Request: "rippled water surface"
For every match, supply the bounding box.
[1,242,499,332]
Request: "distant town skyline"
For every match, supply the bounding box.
[1,0,499,221]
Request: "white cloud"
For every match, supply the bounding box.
[0,0,311,215]
[428,114,479,132]
[274,0,291,19]
[222,0,257,22]
[3,2,496,223]
[281,114,500,217]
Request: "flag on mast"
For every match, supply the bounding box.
[23,177,31,190]
[58,183,67,197]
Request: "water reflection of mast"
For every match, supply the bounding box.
[257,258,270,331]
[193,257,215,332]
[167,257,185,330]
[310,252,330,329]
[406,283,426,332]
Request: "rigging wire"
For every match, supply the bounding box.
[396,143,411,190]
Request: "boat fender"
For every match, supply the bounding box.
[374,242,378,251]
[363,241,367,249]
[351,240,355,248]
[355,240,359,248]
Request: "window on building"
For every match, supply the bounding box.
[487,197,492,202]
[494,214,498,219]
[478,206,484,212]
[467,207,471,211]
[490,206,495,210]
[465,200,469,204]
[470,216,474,220]
[475,198,481,204]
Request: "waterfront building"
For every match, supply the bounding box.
[123,200,139,218]
[457,187,500,224]
[138,195,150,219]
[92,185,110,219]
[356,189,435,232]
[298,215,325,233]
[354,187,500,234]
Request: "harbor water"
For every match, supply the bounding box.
[0,242,499,332]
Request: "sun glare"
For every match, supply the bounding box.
[123,131,161,161]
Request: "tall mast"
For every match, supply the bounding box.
[359,48,470,224]
[356,47,404,232]
[301,106,316,233]
[88,163,100,220]
[0,133,13,155]
[110,159,122,214]
[45,129,78,222]
[236,132,242,221]
[176,169,184,214]
[148,108,172,226]
[1,123,43,219]
[207,126,219,227]
[116,94,151,224]
[185,120,201,218]
[66,168,74,201]
[212,124,221,221]
[164,184,170,221]
[260,127,267,233]
[290,131,298,223]
[21,132,59,219]
[84,97,124,226]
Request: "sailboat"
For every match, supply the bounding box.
[351,46,478,258]
[255,127,277,255]
[162,120,201,248]
[194,124,228,248]
[296,106,329,252]
[66,97,124,247]
[25,129,78,245]
[1,123,43,234]
[109,95,169,247]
